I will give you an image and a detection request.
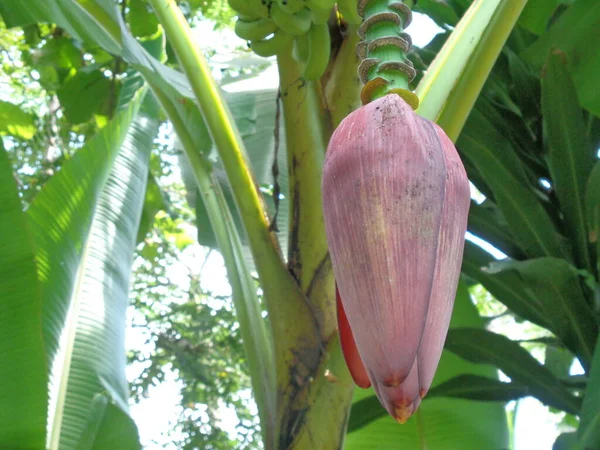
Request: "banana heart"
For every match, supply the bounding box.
[322,94,470,423]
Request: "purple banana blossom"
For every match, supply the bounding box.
[322,94,470,423]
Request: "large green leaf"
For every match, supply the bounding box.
[487,258,598,371]
[27,92,143,379]
[345,281,509,449]
[458,102,569,259]
[48,95,156,450]
[445,328,581,414]
[522,0,600,116]
[542,51,595,272]
[0,141,47,449]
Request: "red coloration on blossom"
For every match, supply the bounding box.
[322,94,470,423]
[336,284,371,389]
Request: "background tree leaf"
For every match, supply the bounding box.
[0,100,36,139]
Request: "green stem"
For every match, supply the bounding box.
[145,76,277,449]
[147,0,285,289]
[415,0,528,141]
[324,25,363,128]
[357,0,419,107]
[277,51,329,297]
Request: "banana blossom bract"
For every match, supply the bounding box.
[322,94,470,423]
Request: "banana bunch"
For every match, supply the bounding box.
[229,0,338,80]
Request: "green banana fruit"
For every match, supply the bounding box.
[303,22,331,80]
[229,0,270,19]
[235,17,279,41]
[228,0,260,19]
[308,4,332,24]
[271,6,312,35]
[277,0,305,14]
[292,33,310,63]
[336,0,362,24]
[304,0,335,10]
[250,29,294,57]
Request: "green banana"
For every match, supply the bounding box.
[336,0,362,24]
[292,33,310,63]
[271,6,312,35]
[303,22,330,80]
[250,29,294,57]
[235,17,279,41]
[308,4,332,24]
[277,0,305,14]
[304,0,335,9]
[229,0,270,19]
[228,0,260,18]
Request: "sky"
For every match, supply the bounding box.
[126,10,573,450]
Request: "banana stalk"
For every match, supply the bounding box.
[416,0,528,140]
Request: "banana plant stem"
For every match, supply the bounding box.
[436,0,528,141]
[416,0,528,141]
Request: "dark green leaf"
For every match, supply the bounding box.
[427,374,530,402]
[487,258,598,371]
[518,0,560,35]
[445,328,582,414]
[553,432,579,450]
[542,51,595,271]
[523,0,600,116]
[506,49,540,119]
[57,70,111,124]
[467,200,525,259]
[546,346,575,379]
[414,0,459,28]
[458,105,570,259]
[127,0,159,38]
[0,141,47,448]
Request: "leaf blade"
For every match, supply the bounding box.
[542,51,595,272]
[0,140,47,449]
[445,327,581,414]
